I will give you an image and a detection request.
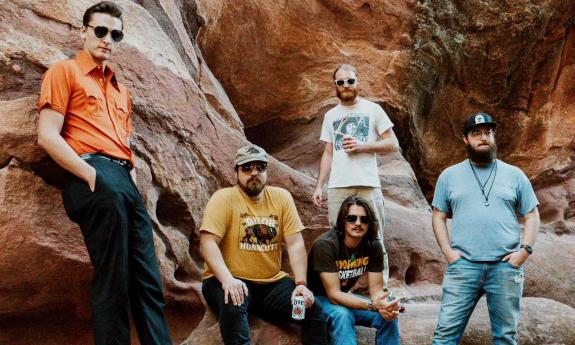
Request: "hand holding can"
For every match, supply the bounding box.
[342,134,357,153]
[292,296,306,320]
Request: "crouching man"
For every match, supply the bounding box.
[308,196,401,345]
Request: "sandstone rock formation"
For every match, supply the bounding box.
[0,0,251,343]
[0,0,574,344]
[196,0,575,301]
[183,298,575,345]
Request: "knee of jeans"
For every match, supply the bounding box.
[326,305,354,325]
[371,312,398,329]
[370,312,387,328]
[218,300,250,319]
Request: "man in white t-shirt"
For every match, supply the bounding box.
[312,64,400,285]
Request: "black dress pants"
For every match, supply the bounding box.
[202,276,328,345]
[62,157,172,345]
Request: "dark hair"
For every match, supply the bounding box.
[335,196,379,241]
[332,64,358,80]
[83,1,123,28]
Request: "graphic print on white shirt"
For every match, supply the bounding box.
[332,115,370,151]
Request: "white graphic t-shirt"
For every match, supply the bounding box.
[320,98,394,188]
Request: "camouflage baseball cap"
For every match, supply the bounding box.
[235,144,268,165]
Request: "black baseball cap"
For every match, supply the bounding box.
[463,112,497,135]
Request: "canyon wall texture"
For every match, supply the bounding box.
[0,0,573,344]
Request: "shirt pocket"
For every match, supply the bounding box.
[494,185,516,203]
[82,86,105,117]
[114,98,130,135]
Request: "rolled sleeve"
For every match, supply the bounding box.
[200,190,230,238]
[374,104,394,136]
[281,190,305,237]
[517,172,539,216]
[432,172,451,213]
[319,112,333,143]
[367,241,384,272]
[311,239,338,273]
[38,62,71,116]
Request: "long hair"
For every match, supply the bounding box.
[335,196,379,241]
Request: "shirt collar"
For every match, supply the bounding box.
[76,51,119,90]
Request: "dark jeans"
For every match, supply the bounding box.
[62,157,172,345]
[202,276,328,345]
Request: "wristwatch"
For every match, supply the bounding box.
[520,244,533,255]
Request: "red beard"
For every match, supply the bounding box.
[336,88,357,102]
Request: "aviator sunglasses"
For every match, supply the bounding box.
[335,78,356,87]
[86,25,124,42]
[239,162,268,173]
[345,215,369,224]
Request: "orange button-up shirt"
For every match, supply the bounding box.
[39,51,134,167]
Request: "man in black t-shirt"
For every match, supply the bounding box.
[308,196,401,345]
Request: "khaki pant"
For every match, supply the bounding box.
[327,187,389,286]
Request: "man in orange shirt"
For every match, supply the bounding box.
[37,2,172,344]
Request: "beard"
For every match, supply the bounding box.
[336,88,357,102]
[239,177,265,197]
[466,142,497,164]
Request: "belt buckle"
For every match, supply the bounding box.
[112,158,124,166]
[115,158,129,168]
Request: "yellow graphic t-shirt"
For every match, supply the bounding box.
[201,185,304,283]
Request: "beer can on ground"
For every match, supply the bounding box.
[292,296,305,320]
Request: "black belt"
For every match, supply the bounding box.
[80,153,131,169]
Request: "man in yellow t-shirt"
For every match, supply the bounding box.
[200,144,328,345]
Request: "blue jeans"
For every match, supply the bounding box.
[316,295,400,345]
[432,258,524,345]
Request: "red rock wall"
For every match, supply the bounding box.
[0,0,574,344]
[195,0,575,342]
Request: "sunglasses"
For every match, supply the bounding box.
[86,25,124,42]
[345,215,369,224]
[239,162,268,173]
[335,78,356,87]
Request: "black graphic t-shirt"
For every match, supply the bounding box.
[307,229,384,296]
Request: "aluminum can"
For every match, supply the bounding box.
[292,296,305,320]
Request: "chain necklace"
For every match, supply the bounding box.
[348,247,358,261]
[344,242,359,261]
[469,159,497,206]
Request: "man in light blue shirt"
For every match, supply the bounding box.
[431,112,540,345]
